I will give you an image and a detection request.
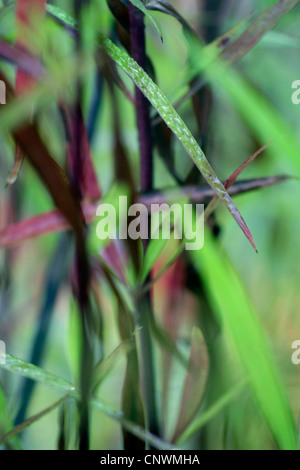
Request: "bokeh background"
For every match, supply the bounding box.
[1,0,300,450]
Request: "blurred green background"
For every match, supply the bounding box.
[1,0,300,450]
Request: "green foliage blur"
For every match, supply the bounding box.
[0,0,300,450]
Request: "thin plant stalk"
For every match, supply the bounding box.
[73,0,94,450]
[128,1,160,440]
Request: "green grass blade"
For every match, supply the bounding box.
[128,0,163,41]
[214,65,300,175]
[45,4,256,248]
[98,35,256,249]
[140,233,168,284]
[181,39,300,182]
[190,230,297,450]
[0,385,23,449]
[0,354,178,450]
[46,4,77,29]
[89,396,179,450]
[146,0,194,31]
[0,395,67,446]
[176,380,246,446]
[178,0,300,103]
[222,0,300,64]
[92,340,134,392]
[0,354,76,394]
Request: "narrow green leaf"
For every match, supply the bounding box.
[191,230,297,450]
[89,397,178,450]
[98,35,256,249]
[0,385,23,449]
[45,4,257,248]
[92,340,134,392]
[172,327,209,442]
[128,0,163,41]
[0,395,67,446]
[0,354,76,395]
[141,235,168,283]
[67,300,83,382]
[141,240,186,295]
[222,0,300,64]
[146,0,194,31]
[187,16,251,80]
[206,58,300,177]
[46,4,77,29]
[176,381,246,446]
[0,354,178,450]
[176,0,300,105]
[204,141,274,219]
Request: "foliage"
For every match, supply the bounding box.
[0,0,300,450]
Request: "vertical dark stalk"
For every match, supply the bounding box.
[73,0,94,450]
[73,243,93,451]
[15,233,70,426]
[87,70,104,142]
[128,3,153,192]
[128,2,159,440]
[193,0,227,450]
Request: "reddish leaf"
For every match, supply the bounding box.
[60,104,101,201]
[174,0,300,109]
[152,255,185,430]
[16,0,46,93]
[205,141,274,219]
[172,327,209,442]
[0,40,43,79]
[8,1,47,187]
[16,0,47,30]
[100,240,128,284]
[224,141,274,190]
[0,71,85,244]
[98,48,135,104]
[222,0,300,64]
[0,177,290,249]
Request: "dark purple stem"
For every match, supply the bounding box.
[128,2,160,441]
[73,0,93,451]
[128,3,153,193]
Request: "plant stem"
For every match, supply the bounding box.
[74,0,94,450]
[14,233,70,426]
[128,2,153,192]
[128,2,159,440]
